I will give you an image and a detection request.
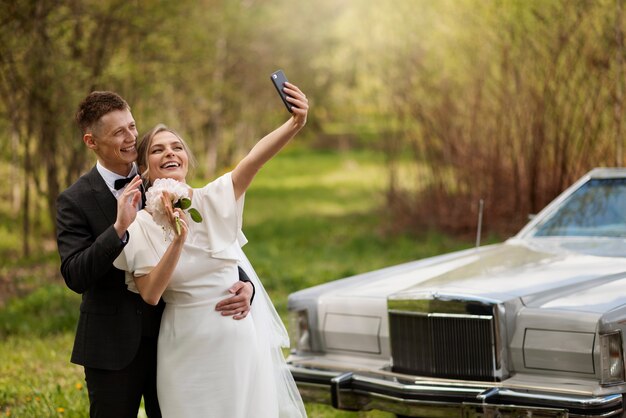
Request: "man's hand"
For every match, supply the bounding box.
[113,175,142,239]
[216,281,253,320]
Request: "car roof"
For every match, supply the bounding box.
[587,167,626,178]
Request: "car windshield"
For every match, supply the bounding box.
[531,178,626,237]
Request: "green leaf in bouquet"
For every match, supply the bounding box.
[188,208,203,223]
[179,198,192,210]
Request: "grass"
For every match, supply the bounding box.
[0,284,80,338]
[0,147,473,417]
[0,334,85,418]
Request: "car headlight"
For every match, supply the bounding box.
[289,309,311,353]
[600,331,625,385]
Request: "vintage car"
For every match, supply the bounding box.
[287,168,626,417]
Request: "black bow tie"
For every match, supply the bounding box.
[114,177,133,190]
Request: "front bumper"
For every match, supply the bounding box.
[290,366,624,418]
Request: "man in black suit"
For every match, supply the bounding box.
[56,91,254,418]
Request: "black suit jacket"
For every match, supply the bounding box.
[56,166,164,370]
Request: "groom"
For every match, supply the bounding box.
[56,91,254,418]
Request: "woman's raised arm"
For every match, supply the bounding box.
[231,82,309,199]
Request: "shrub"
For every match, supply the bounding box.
[0,284,80,338]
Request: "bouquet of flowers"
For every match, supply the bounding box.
[145,178,203,236]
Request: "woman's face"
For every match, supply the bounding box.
[147,131,189,183]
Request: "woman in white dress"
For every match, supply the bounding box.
[113,82,308,417]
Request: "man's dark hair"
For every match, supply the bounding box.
[75,91,130,134]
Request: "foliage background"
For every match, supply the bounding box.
[0,0,625,416]
[1,0,624,257]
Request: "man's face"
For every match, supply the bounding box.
[86,109,138,176]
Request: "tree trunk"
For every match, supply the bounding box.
[11,127,20,213]
[43,118,59,236]
[22,133,31,258]
[615,0,624,166]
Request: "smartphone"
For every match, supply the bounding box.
[270,69,293,113]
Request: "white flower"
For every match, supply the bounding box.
[145,178,193,236]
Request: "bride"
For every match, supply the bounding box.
[113,82,308,417]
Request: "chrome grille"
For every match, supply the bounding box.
[389,309,498,381]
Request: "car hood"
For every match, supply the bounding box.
[293,238,626,314]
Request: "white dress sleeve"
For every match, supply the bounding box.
[193,172,247,259]
[113,212,162,293]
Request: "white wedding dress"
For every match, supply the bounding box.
[114,173,306,418]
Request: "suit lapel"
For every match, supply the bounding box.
[87,166,117,225]
[140,181,147,209]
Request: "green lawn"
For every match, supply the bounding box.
[0,147,472,417]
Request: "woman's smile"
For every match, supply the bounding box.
[160,161,181,169]
[148,131,189,183]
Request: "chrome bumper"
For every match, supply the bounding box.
[290,366,625,418]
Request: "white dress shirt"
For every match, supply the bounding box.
[96,161,139,200]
